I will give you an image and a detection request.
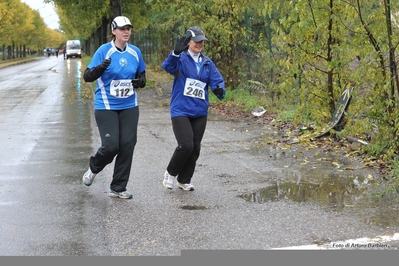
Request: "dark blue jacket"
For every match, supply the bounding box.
[162,51,225,118]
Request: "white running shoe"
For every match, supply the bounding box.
[177,182,194,191]
[163,171,176,189]
[82,168,97,186]
[109,190,133,199]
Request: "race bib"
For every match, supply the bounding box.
[183,78,206,100]
[110,79,134,98]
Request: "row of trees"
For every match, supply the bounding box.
[0,0,65,59]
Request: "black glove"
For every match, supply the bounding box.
[174,36,188,55]
[213,87,225,100]
[99,58,111,70]
[132,70,146,88]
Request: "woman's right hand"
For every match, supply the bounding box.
[100,58,111,70]
[173,36,189,55]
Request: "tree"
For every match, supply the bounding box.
[28,10,51,50]
[145,0,249,87]
[0,0,65,58]
[50,0,150,54]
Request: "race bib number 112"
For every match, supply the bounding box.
[110,79,134,98]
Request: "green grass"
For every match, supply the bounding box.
[209,88,271,111]
[81,54,91,66]
[209,87,299,123]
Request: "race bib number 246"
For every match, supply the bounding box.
[184,78,206,100]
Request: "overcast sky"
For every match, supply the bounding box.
[22,0,60,30]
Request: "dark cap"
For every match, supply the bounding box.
[186,26,208,42]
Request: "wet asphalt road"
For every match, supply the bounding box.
[0,56,398,256]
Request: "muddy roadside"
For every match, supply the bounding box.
[141,68,399,221]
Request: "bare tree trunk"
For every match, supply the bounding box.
[383,0,399,101]
[111,0,122,17]
[327,0,335,113]
[101,17,109,44]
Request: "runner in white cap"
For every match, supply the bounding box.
[81,16,146,199]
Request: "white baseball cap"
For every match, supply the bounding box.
[111,16,132,31]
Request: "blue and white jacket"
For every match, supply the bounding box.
[88,41,146,110]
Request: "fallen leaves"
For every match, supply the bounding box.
[209,103,390,175]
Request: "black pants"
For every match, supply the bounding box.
[167,116,207,184]
[90,107,139,192]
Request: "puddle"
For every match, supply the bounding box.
[239,174,374,207]
[238,173,399,227]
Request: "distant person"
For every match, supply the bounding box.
[63,45,66,59]
[82,16,146,199]
[46,48,50,58]
[161,26,226,191]
[55,49,59,58]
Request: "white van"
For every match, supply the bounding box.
[66,40,82,59]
